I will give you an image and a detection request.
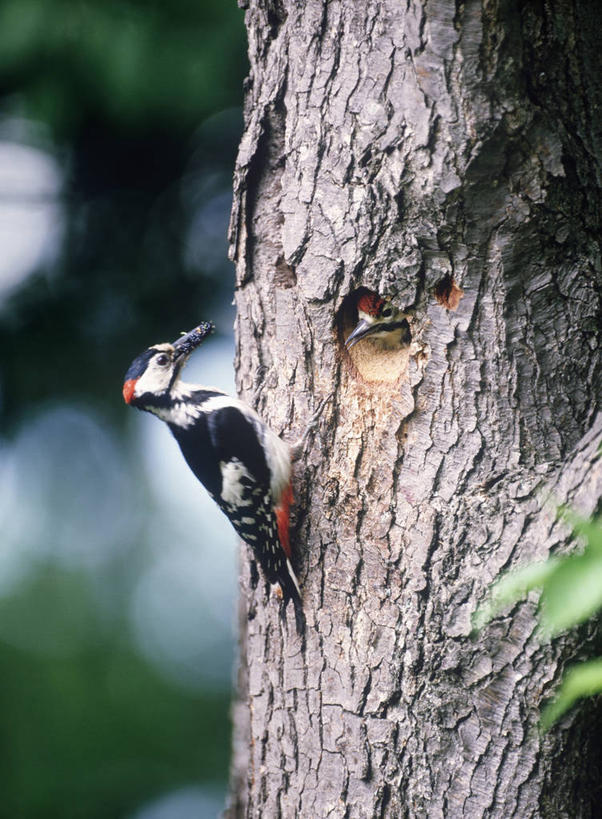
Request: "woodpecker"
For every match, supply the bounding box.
[345,292,412,350]
[122,322,302,607]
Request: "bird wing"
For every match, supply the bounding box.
[206,406,300,603]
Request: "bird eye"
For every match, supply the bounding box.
[381,306,393,318]
[156,354,170,366]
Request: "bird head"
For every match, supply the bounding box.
[122,321,214,407]
[345,292,411,350]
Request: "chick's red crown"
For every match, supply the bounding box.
[357,292,385,317]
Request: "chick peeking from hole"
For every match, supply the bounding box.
[340,289,416,385]
[345,291,412,350]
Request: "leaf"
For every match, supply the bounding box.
[475,510,602,730]
[539,550,602,636]
[541,659,602,730]
[558,508,602,554]
[472,558,560,632]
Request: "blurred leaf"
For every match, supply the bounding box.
[539,550,602,636]
[472,558,560,632]
[474,512,602,731]
[474,514,602,635]
[541,659,602,730]
[558,508,602,554]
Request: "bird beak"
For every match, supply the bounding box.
[345,318,376,349]
[345,317,412,349]
[172,321,215,361]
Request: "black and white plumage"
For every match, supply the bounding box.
[123,323,301,606]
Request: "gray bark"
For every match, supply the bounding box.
[226,0,602,816]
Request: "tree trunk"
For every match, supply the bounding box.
[226,1,602,816]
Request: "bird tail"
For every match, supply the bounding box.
[277,558,305,634]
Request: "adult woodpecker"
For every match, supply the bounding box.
[345,292,412,350]
[122,322,302,607]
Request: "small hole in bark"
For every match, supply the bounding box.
[266,0,287,40]
[359,147,373,167]
[394,189,404,220]
[273,255,297,288]
[433,274,464,310]
[337,288,412,384]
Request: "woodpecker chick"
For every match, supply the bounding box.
[122,323,302,608]
[345,292,412,350]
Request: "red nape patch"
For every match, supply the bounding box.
[122,379,137,404]
[357,291,384,317]
[275,483,294,560]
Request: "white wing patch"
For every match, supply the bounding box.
[220,458,255,507]
[198,393,291,501]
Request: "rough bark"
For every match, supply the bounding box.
[226,1,602,816]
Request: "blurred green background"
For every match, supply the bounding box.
[0,1,247,816]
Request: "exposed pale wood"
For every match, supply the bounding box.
[227,1,602,816]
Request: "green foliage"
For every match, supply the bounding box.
[540,659,602,731]
[0,0,246,432]
[0,568,230,819]
[473,511,602,729]
[540,550,602,636]
[471,557,561,633]
[0,0,246,814]
[0,0,247,134]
